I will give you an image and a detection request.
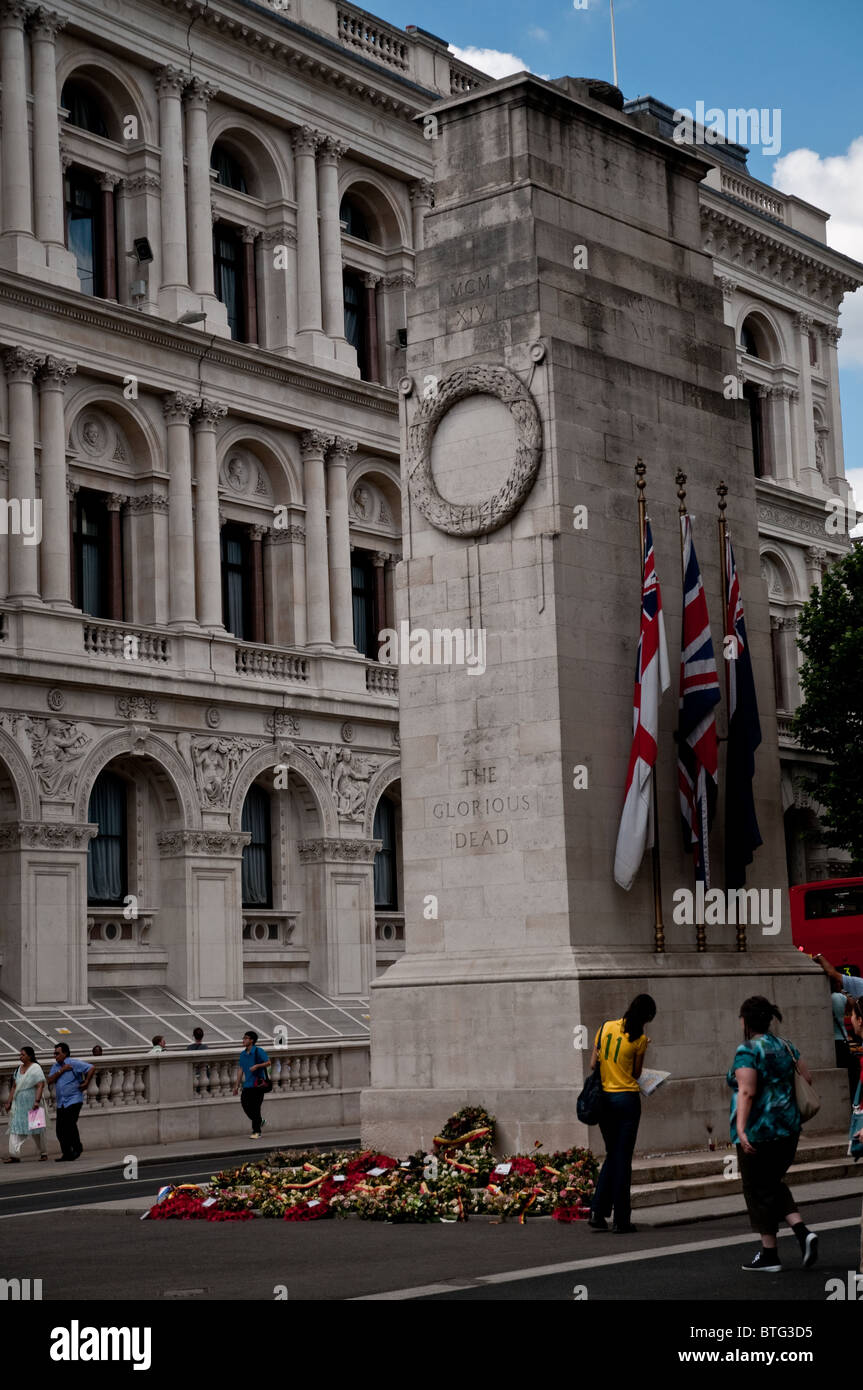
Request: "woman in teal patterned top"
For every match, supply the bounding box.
[727,996,818,1274]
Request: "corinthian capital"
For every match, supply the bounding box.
[0,0,29,26]
[194,398,228,428]
[299,429,334,459]
[3,346,46,383]
[162,391,198,424]
[794,312,814,334]
[824,325,842,347]
[291,124,322,156]
[154,65,187,98]
[185,76,219,109]
[409,178,434,207]
[318,135,348,164]
[30,6,66,38]
[38,356,77,389]
[329,436,358,463]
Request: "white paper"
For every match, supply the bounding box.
[332,1174,346,1182]
[638,1068,671,1097]
[494,1162,512,1175]
[307,1199,321,1208]
[201,1196,218,1208]
[366,1166,386,1176]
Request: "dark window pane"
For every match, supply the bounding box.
[75,489,110,617]
[87,770,127,905]
[241,785,272,907]
[65,170,101,297]
[213,222,243,338]
[221,523,249,637]
[212,144,248,193]
[373,795,397,908]
[61,81,109,138]
[339,196,372,242]
[351,548,377,658]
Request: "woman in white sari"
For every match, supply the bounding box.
[3,1046,47,1162]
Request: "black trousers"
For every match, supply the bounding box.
[56,1103,83,1159]
[240,1086,265,1133]
[591,1091,641,1227]
[737,1134,800,1235]
[835,1040,860,1104]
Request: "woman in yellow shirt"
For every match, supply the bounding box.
[588,993,656,1234]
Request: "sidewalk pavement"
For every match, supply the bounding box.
[0,1124,361,1185]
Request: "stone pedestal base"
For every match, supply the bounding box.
[361,952,842,1154]
[294,329,361,377]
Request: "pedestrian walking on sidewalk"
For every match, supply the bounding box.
[47,1044,94,1162]
[233,1031,271,1138]
[3,1046,48,1163]
[588,993,657,1234]
[727,995,818,1273]
[846,999,863,1275]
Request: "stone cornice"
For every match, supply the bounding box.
[157,829,251,856]
[0,274,399,418]
[701,203,863,310]
[0,820,97,850]
[153,0,438,121]
[298,836,381,863]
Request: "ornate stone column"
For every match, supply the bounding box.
[66,477,78,604]
[326,436,357,651]
[249,524,266,642]
[3,347,45,602]
[793,312,820,490]
[99,173,120,300]
[409,178,433,251]
[717,275,737,329]
[241,227,259,344]
[192,397,226,630]
[185,78,217,298]
[300,430,333,648]
[822,325,848,499]
[292,126,323,334]
[768,384,796,484]
[163,392,198,626]
[38,355,76,606]
[372,551,388,637]
[106,493,125,620]
[30,7,77,285]
[155,66,190,302]
[317,136,348,339]
[259,225,297,352]
[0,0,41,274]
[805,545,826,593]
[362,273,381,382]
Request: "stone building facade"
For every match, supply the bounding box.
[0,0,492,1033]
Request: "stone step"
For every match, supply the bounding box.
[632,1137,848,1185]
[632,1154,857,1209]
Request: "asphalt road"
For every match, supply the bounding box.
[2,1191,859,1302]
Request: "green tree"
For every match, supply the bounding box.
[793,540,863,869]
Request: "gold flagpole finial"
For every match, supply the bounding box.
[717,479,728,519]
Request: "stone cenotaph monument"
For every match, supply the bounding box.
[361,74,836,1154]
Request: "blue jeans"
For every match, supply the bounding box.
[591,1091,641,1226]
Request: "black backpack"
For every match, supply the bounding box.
[576,1026,605,1125]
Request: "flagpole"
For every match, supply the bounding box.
[717,480,746,953]
[675,468,707,953]
[610,0,619,88]
[636,458,664,953]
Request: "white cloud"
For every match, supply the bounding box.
[448,45,531,79]
[528,26,549,41]
[847,467,863,534]
[773,139,863,368]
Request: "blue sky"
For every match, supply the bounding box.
[380,0,863,521]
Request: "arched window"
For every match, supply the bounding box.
[242,784,272,907]
[742,382,767,478]
[740,320,760,357]
[87,770,128,905]
[65,168,103,296]
[212,143,248,194]
[351,547,377,657]
[213,221,244,339]
[373,795,398,909]
[340,195,372,242]
[61,79,109,138]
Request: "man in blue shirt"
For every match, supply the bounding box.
[232,1031,270,1138]
[47,1043,94,1161]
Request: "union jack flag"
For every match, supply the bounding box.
[678,514,720,884]
[614,520,670,890]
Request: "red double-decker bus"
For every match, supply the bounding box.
[790,877,863,971]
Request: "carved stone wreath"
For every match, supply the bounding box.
[406,364,542,537]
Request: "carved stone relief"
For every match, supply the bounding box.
[298,744,380,822]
